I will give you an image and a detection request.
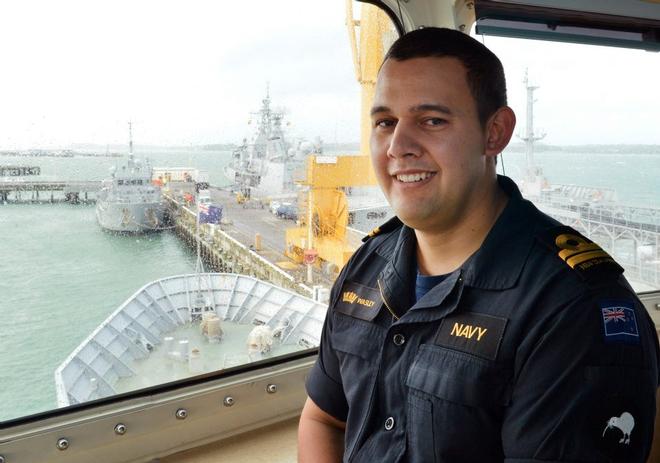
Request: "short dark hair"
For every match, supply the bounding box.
[383,27,507,126]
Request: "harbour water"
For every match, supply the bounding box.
[0,204,197,421]
[1,149,659,422]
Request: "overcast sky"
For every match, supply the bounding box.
[1,0,658,149]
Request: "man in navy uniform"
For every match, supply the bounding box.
[298,27,659,462]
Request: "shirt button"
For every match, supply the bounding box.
[393,333,405,346]
[384,416,395,431]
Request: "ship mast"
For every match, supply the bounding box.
[515,70,548,197]
[127,121,135,169]
[261,83,271,140]
[519,70,545,182]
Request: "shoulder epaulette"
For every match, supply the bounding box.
[536,225,623,281]
[362,216,403,242]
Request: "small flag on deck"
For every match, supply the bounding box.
[200,205,222,224]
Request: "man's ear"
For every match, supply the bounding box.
[484,106,516,157]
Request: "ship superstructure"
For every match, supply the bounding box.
[516,73,619,206]
[224,88,321,198]
[95,122,164,233]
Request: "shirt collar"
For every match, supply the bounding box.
[379,225,417,316]
[460,175,537,290]
[382,175,538,294]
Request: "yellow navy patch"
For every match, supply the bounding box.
[435,312,507,360]
[538,226,623,281]
[450,322,488,341]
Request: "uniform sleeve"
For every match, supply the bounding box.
[305,278,349,422]
[502,289,659,462]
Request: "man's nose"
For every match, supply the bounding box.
[387,121,420,158]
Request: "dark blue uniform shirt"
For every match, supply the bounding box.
[306,176,659,462]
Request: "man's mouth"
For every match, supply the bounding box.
[394,172,436,183]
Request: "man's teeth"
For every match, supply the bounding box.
[396,172,433,183]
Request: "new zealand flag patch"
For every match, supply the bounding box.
[600,300,640,345]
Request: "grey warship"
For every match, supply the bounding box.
[95,122,164,233]
[224,87,322,198]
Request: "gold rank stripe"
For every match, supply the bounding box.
[566,250,612,268]
[368,226,381,237]
[558,242,602,260]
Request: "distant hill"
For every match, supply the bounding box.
[505,143,660,154]
[323,142,361,153]
[65,143,236,152]
[10,141,656,155]
[199,144,237,151]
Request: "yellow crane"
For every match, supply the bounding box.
[285,2,394,278]
[347,0,395,157]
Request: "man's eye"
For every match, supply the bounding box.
[375,119,395,128]
[424,118,446,127]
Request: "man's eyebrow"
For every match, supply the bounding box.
[370,105,390,116]
[370,103,454,116]
[411,103,453,115]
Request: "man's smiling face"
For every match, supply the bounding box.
[370,56,493,233]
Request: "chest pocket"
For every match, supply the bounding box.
[332,312,384,406]
[332,311,383,361]
[331,311,385,460]
[404,344,512,462]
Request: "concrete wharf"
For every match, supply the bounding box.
[0,180,100,203]
[165,187,357,298]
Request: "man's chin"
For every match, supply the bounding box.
[394,210,430,230]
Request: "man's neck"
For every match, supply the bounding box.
[415,183,508,276]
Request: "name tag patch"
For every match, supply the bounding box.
[600,300,640,345]
[434,312,507,360]
[335,281,380,321]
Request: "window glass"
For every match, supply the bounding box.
[472,31,660,293]
[0,0,394,422]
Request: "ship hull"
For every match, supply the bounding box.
[95,200,165,233]
[224,162,296,198]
